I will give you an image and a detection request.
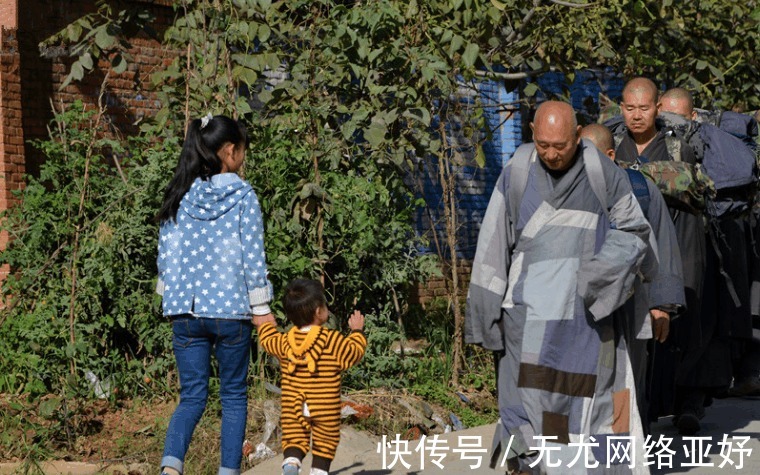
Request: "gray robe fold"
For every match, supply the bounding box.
[619,177,686,432]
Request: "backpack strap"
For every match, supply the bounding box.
[625,168,651,217]
[507,143,537,248]
[580,139,610,220]
[664,134,683,162]
[706,222,742,307]
[613,133,624,150]
[509,140,611,230]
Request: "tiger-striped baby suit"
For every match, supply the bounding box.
[258,322,367,459]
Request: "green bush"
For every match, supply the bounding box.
[0,95,439,398]
[0,102,177,398]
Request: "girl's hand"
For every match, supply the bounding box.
[348,310,364,332]
[252,313,276,327]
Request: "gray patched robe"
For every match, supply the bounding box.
[619,177,685,431]
[466,142,655,474]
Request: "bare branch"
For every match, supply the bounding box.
[505,0,540,44]
[547,0,597,9]
[474,68,549,80]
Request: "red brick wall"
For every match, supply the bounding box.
[19,0,176,176]
[0,1,16,29]
[0,0,177,284]
[0,26,22,282]
[411,260,472,307]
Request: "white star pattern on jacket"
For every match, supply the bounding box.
[156,174,272,319]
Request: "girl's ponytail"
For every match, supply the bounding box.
[157,115,246,222]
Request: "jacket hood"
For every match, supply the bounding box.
[180,173,251,220]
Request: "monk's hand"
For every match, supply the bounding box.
[650,308,670,343]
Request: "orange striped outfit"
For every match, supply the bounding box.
[258,321,367,460]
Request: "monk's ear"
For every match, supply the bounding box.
[529,122,535,132]
[575,125,582,144]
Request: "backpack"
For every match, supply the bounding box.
[619,155,715,214]
[696,109,759,149]
[665,110,760,218]
[507,140,610,243]
[606,116,716,214]
[699,123,756,190]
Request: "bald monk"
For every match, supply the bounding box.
[612,78,705,435]
[467,101,654,474]
[582,124,685,434]
[659,87,697,121]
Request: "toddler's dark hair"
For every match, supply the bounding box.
[283,278,327,327]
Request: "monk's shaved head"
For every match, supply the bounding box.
[659,87,695,120]
[533,101,578,130]
[622,77,659,103]
[530,101,581,172]
[621,77,659,143]
[580,124,615,159]
[660,88,693,107]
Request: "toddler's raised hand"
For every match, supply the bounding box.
[348,309,364,332]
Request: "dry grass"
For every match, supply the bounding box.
[0,384,497,474]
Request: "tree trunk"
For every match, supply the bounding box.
[437,122,464,387]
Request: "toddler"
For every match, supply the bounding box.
[256,279,367,475]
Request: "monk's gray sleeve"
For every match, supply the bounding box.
[577,160,653,321]
[465,168,512,351]
[644,179,686,312]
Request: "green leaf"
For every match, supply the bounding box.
[232,53,260,70]
[70,61,85,81]
[598,46,615,59]
[363,124,387,148]
[523,82,539,97]
[474,144,486,168]
[707,64,724,81]
[233,66,258,85]
[258,24,271,42]
[112,54,127,74]
[94,27,115,50]
[449,35,464,55]
[491,0,507,10]
[402,108,431,127]
[421,66,435,82]
[80,52,93,70]
[67,23,82,42]
[236,98,253,115]
[461,43,479,68]
[38,397,62,419]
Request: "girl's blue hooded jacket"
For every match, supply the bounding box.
[156,173,272,319]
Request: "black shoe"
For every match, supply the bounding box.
[677,411,701,435]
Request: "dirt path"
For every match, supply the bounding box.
[247,396,760,474]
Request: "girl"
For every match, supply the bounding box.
[156,114,273,475]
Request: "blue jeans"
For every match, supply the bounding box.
[161,315,253,475]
